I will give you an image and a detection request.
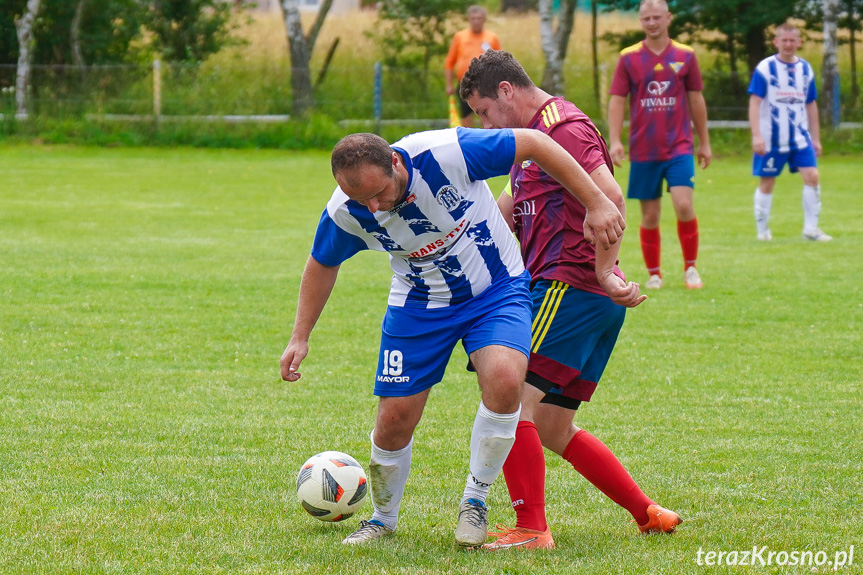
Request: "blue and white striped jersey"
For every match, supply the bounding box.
[311,127,525,309]
[748,55,817,154]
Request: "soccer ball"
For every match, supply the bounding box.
[296,451,368,522]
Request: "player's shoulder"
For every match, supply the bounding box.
[619,41,643,57]
[670,40,696,54]
[538,99,588,129]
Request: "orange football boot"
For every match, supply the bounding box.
[481,524,555,550]
[638,504,682,534]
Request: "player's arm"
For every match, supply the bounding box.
[589,165,646,308]
[511,129,624,249]
[749,94,766,155]
[805,101,822,156]
[444,37,458,96]
[280,255,340,382]
[607,95,627,166]
[687,91,712,169]
[497,181,515,232]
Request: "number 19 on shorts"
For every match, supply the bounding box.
[382,349,403,376]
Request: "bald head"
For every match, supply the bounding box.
[640,0,668,11]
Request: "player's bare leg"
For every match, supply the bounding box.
[483,384,555,550]
[799,167,831,241]
[639,198,663,287]
[343,389,431,544]
[535,402,681,534]
[669,185,702,288]
[455,345,525,547]
[754,177,776,241]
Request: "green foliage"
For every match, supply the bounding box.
[0,146,861,573]
[148,0,241,63]
[0,0,242,66]
[371,0,470,75]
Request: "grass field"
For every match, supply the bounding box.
[1,144,861,574]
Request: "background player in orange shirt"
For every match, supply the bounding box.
[445,6,501,127]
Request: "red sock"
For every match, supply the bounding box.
[677,217,699,269]
[502,421,547,531]
[562,430,654,525]
[639,226,661,275]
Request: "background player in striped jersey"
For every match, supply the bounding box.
[280,127,626,547]
[608,0,711,290]
[749,22,831,242]
[460,49,680,551]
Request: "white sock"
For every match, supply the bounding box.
[462,401,520,502]
[802,185,821,232]
[368,430,412,531]
[754,188,772,235]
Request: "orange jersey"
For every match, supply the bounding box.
[444,29,501,80]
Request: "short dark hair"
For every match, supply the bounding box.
[331,133,393,184]
[459,50,534,102]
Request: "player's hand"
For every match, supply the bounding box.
[752,135,766,156]
[609,141,626,167]
[697,142,712,169]
[445,85,455,96]
[597,272,647,308]
[280,340,309,382]
[812,140,823,157]
[584,199,625,250]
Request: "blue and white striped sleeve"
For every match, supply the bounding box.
[748,69,767,98]
[455,127,517,181]
[806,72,818,103]
[310,209,368,267]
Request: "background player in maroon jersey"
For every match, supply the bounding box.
[460,49,681,550]
[608,0,711,290]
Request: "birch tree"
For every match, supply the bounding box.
[281,0,334,116]
[538,0,577,95]
[821,0,840,126]
[14,0,41,118]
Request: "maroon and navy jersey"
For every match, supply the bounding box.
[610,40,703,162]
[509,98,623,297]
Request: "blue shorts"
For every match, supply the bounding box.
[526,280,625,410]
[373,271,532,397]
[627,154,695,200]
[752,145,816,177]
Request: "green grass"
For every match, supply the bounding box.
[1,145,860,574]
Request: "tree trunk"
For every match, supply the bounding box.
[743,26,766,76]
[822,0,840,126]
[726,33,741,97]
[71,0,87,68]
[539,0,576,95]
[847,0,859,107]
[281,0,334,116]
[14,0,42,118]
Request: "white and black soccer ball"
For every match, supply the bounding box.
[296,451,368,522]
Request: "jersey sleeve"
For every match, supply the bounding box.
[747,69,767,97]
[609,56,631,96]
[684,53,704,91]
[309,209,368,267]
[806,69,818,103]
[455,127,517,181]
[551,121,607,175]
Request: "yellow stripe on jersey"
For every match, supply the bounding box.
[531,280,568,352]
[540,103,562,128]
[620,42,642,56]
[671,40,694,53]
